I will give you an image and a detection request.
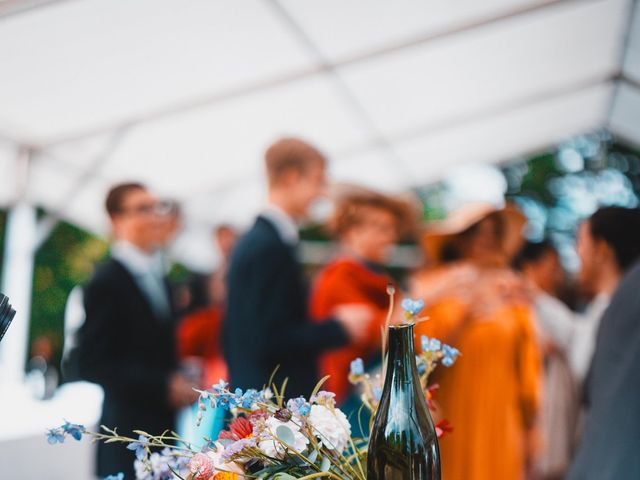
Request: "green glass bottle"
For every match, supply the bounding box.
[367,324,441,479]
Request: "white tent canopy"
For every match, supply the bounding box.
[0,0,639,270]
[2,3,640,462]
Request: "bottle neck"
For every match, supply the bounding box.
[384,324,418,386]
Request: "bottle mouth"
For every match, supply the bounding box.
[388,323,413,330]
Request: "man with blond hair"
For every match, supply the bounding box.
[223,138,371,397]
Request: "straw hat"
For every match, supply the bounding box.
[421,202,526,265]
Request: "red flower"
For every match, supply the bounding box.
[435,419,453,438]
[425,384,441,411]
[427,384,440,396]
[219,416,253,441]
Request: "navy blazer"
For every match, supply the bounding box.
[223,216,348,398]
[78,258,178,478]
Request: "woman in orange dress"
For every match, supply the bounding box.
[310,188,416,404]
[412,203,542,480]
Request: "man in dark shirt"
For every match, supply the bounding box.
[223,138,372,397]
[78,183,198,478]
[567,207,640,480]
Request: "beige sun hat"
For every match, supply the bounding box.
[421,201,526,265]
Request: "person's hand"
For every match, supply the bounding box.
[334,304,374,344]
[168,372,199,409]
[465,269,531,321]
[411,264,478,305]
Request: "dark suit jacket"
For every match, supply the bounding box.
[568,261,640,479]
[77,258,178,478]
[223,216,349,398]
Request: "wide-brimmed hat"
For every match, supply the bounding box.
[421,202,526,265]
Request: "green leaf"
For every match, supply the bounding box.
[307,448,318,463]
[280,377,289,402]
[276,425,295,445]
[267,365,281,391]
[310,375,331,400]
[273,474,297,480]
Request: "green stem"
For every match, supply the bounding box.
[297,472,344,480]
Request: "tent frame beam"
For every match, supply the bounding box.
[186,72,616,207]
[0,0,75,22]
[266,0,411,185]
[34,127,129,249]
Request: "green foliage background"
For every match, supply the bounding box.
[0,215,107,366]
[30,222,108,362]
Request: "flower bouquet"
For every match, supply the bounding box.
[47,296,459,479]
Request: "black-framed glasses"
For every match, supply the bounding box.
[0,294,16,344]
[115,200,179,218]
[116,203,162,217]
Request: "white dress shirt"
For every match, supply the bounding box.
[534,292,577,352]
[111,240,172,320]
[569,293,611,384]
[533,291,611,384]
[261,203,300,245]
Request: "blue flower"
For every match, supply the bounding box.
[211,379,229,394]
[416,356,427,375]
[287,397,311,417]
[420,335,441,353]
[46,427,65,444]
[201,437,217,453]
[372,387,383,402]
[104,474,124,480]
[350,358,364,377]
[234,387,243,398]
[442,344,460,367]
[216,393,233,410]
[62,421,84,441]
[401,298,425,317]
[240,389,259,409]
[126,434,149,461]
[298,404,311,416]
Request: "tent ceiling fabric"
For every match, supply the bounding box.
[622,0,640,84]
[0,0,636,270]
[611,0,640,148]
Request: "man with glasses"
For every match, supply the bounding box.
[78,183,198,478]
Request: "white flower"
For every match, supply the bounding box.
[133,452,171,480]
[308,405,351,453]
[134,459,150,480]
[258,417,309,459]
[149,452,171,477]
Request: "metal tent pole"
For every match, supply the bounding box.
[0,148,36,385]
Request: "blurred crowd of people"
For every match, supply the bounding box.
[64,137,640,479]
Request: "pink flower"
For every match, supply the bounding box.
[188,452,214,480]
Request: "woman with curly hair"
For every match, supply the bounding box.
[310,187,417,403]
